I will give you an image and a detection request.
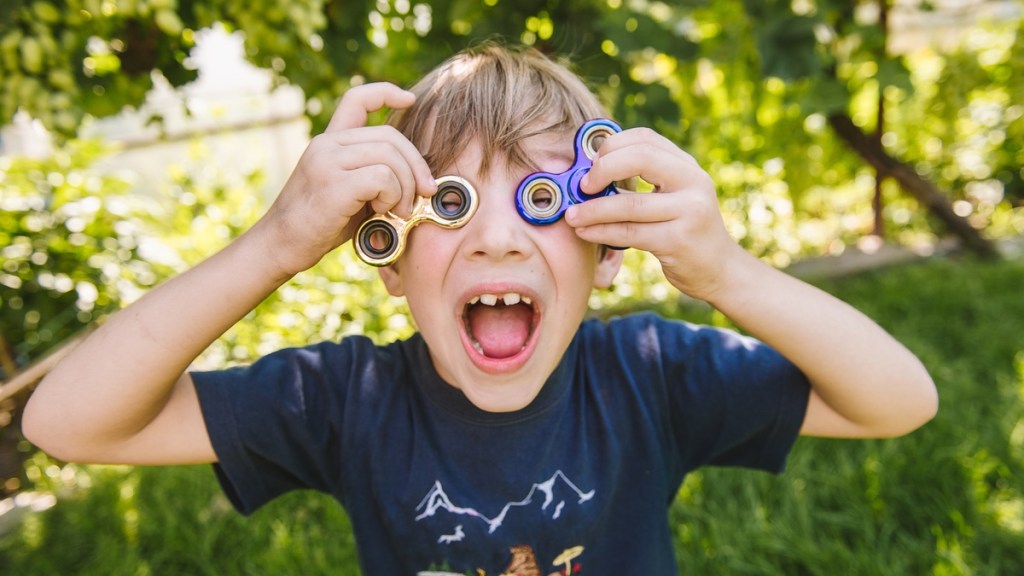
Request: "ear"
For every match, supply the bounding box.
[378,264,405,296]
[593,246,624,290]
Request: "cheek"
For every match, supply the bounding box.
[403,226,460,267]
[547,223,598,258]
[536,226,600,284]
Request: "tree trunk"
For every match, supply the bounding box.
[827,112,999,259]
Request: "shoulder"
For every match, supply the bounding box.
[193,333,427,405]
[580,312,742,356]
[578,312,796,384]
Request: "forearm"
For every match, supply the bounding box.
[24,221,291,454]
[704,249,937,438]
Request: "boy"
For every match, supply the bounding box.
[23,43,937,574]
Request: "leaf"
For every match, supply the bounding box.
[876,57,914,94]
[800,76,850,115]
[20,36,44,74]
[755,14,822,80]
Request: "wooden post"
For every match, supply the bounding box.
[0,329,93,403]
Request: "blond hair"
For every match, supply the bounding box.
[389,41,609,176]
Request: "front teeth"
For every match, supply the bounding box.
[467,292,532,306]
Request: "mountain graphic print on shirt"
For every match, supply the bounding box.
[414,470,594,575]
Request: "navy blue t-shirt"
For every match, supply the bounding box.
[193,313,809,574]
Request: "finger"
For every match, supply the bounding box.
[342,163,405,216]
[326,82,416,133]
[594,127,680,157]
[329,125,436,199]
[566,191,677,229]
[569,191,723,253]
[581,129,702,194]
[320,137,420,216]
[318,128,435,205]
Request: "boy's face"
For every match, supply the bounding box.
[379,129,623,412]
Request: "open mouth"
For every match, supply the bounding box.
[461,291,540,364]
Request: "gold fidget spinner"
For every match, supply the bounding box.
[353,175,478,266]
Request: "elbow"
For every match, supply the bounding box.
[883,370,939,438]
[21,395,51,455]
[21,392,60,459]
[805,364,938,439]
[913,375,940,431]
[21,386,81,462]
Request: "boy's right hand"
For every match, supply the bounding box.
[256,82,436,277]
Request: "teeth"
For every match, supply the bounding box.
[468,292,531,307]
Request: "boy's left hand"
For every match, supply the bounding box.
[564,127,742,302]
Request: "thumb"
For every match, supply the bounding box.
[325,82,416,132]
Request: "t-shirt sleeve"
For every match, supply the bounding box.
[191,338,371,515]
[651,315,810,474]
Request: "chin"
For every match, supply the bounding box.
[461,382,543,413]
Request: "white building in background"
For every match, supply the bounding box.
[1,25,309,200]
[0,112,54,159]
[888,0,1022,53]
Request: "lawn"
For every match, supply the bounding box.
[2,255,1022,575]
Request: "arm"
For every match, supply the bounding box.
[566,128,937,438]
[22,83,437,464]
[700,249,937,438]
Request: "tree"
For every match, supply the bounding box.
[3,0,1017,257]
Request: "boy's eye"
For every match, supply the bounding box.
[439,190,464,213]
[518,177,563,221]
[530,187,554,209]
[367,228,394,253]
[431,179,474,221]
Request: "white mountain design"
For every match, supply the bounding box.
[414,470,595,534]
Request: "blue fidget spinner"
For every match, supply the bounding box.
[515,118,621,226]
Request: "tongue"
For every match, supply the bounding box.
[468,303,533,359]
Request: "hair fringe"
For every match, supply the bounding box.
[389,41,609,177]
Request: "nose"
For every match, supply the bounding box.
[460,186,534,262]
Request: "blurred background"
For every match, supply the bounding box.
[1,0,1022,574]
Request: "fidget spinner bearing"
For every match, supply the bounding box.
[515,118,621,225]
[354,175,477,266]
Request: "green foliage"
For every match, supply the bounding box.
[0,141,166,364]
[3,257,1023,574]
[2,2,1022,250]
[1,462,359,574]
[0,0,197,133]
[893,18,1024,232]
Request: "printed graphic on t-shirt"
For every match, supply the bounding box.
[415,469,594,534]
[414,470,592,575]
[416,544,584,576]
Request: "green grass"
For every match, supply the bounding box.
[3,256,1023,575]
